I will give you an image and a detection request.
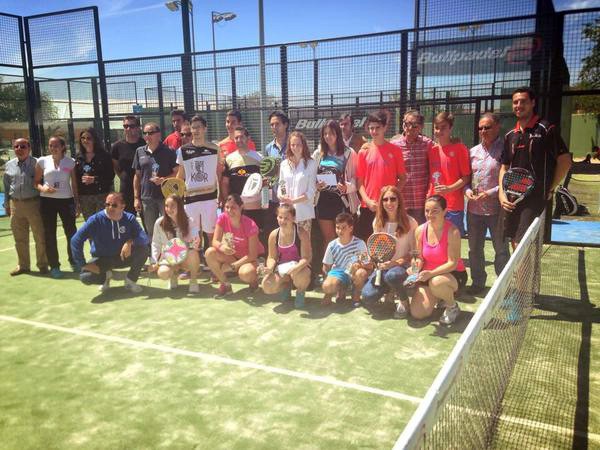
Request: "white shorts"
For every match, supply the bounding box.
[184,199,218,234]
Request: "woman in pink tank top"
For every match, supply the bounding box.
[261,204,312,308]
[409,195,467,325]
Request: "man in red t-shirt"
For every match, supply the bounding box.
[163,109,186,150]
[356,110,406,241]
[218,110,256,157]
[427,112,470,236]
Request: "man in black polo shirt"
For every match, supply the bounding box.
[133,122,178,239]
[111,115,146,214]
[499,87,572,246]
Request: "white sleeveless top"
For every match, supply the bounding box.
[38,155,75,199]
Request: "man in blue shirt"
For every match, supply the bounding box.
[71,192,149,293]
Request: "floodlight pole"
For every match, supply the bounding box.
[259,0,267,148]
[211,12,219,110]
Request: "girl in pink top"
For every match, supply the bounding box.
[409,195,467,325]
[205,194,264,297]
[261,204,312,308]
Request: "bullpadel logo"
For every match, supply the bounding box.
[294,117,367,130]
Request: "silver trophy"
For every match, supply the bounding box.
[472,173,481,196]
[432,171,441,187]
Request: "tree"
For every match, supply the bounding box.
[574,18,600,120]
[0,76,57,122]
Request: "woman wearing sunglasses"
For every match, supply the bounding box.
[361,185,417,318]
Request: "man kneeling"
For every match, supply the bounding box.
[71,192,149,293]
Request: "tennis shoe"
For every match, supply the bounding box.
[394,301,409,319]
[99,270,112,292]
[214,283,232,298]
[124,277,142,294]
[168,275,179,290]
[188,282,199,294]
[50,267,63,279]
[440,304,460,325]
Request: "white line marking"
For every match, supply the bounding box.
[0,234,65,252]
[0,314,422,404]
[498,413,600,443]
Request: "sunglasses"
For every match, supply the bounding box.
[478,125,493,131]
[403,122,420,128]
[123,124,138,129]
[105,203,120,208]
[143,130,159,136]
[383,197,398,202]
[181,132,192,137]
[13,144,29,149]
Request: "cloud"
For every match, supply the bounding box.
[556,0,600,9]
[101,1,167,19]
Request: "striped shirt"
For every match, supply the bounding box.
[323,236,368,270]
[467,137,503,216]
[390,134,432,210]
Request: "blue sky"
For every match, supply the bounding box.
[0,0,416,60]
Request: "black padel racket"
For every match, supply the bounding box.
[367,233,397,287]
[502,168,535,205]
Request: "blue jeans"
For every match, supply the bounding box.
[141,197,164,240]
[445,210,465,237]
[361,265,409,303]
[467,212,510,287]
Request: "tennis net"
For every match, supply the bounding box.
[394,211,545,449]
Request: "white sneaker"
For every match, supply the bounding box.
[440,304,460,325]
[168,275,179,290]
[124,277,142,294]
[188,282,199,294]
[98,270,112,292]
[394,300,408,319]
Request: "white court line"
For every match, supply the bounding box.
[0,314,422,404]
[0,234,65,252]
[498,413,600,443]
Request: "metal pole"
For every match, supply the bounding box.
[181,0,194,114]
[258,0,266,152]
[191,7,197,111]
[212,12,219,110]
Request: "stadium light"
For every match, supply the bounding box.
[212,11,237,110]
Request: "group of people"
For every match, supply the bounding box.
[3,86,571,324]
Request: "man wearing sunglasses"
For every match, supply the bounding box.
[132,123,179,239]
[71,192,149,293]
[111,115,145,214]
[3,138,48,276]
[391,110,433,224]
[465,113,509,295]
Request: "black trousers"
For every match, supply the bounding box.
[40,197,77,269]
[80,245,149,284]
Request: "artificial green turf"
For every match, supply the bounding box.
[492,245,600,449]
[0,216,486,449]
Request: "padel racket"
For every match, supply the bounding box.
[502,168,535,206]
[161,177,186,198]
[367,233,397,287]
[259,157,281,208]
[159,238,188,266]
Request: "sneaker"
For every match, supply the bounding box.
[99,270,112,292]
[351,297,361,308]
[214,283,232,298]
[295,291,306,309]
[467,284,486,296]
[50,267,63,279]
[10,267,30,276]
[394,301,409,319]
[124,277,142,294]
[188,282,199,294]
[440,304,460,325]
[168,275,179,290]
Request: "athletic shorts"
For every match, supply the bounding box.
[503,198,546,243]
[184,199,218,234]
[328,268,351,287]
[316,192,348,221]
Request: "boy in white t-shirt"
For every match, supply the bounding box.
[322,212,371,307]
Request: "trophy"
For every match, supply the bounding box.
[151,161,160,182]
[432,171,441,187]
[345,252,368,276]
[472,173,481,196]
[222,232,235,251]
[279,179,287,197]
[403,250,420,287]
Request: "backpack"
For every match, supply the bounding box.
[554,185,589,217]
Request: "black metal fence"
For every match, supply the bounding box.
[1,6,599,157]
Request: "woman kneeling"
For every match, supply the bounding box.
[410,195,467,325]
[205,194,265,297]
[151,194,201,294]
[262,204,312,308]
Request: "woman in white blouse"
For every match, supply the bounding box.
[277,131,317,242]
[34,136,79,279]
